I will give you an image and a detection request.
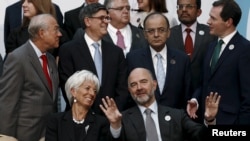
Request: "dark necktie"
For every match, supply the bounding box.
[116,30,126,49]
[185,28,193,57]
[92,42,102,83]
[211,40,224,72]
[41,55,52,92]
[145,108,158,141]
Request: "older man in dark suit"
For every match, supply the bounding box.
[103,0,147,56]
[58,3,130,113]
[126,12,191,109]
[0,14,61,141]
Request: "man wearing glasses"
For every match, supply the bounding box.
[126,12,192,110]
[103,0,147,56]
[58,3,130,114]
[166,0,216,123]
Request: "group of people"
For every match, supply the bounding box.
[0,0,250,141]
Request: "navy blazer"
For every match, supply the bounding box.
[4,1,63,45]
[166,23,216,92]
[126,46,191,109]
[46,110,115,141]
[58,31,129,112]
[193,32,250,125]
[63,3,85,39]
[119,105,207,141]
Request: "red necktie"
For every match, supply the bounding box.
[116,30,126,49]
[185,28,193,57]
[41,55,52,93]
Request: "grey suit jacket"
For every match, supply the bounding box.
[0,41,59,141]
[119,105,207,141]
[166,23,216,92]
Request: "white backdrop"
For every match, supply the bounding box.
[0,0,216,58]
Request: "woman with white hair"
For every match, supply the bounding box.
[45,70,122,141]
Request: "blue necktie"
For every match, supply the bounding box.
[156,53,165,93]
[92,43,102,83]
[211,40,224,72]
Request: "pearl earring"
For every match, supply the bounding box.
[73,98,77,103]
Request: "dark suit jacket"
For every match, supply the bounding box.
[45,110,114,141]
[0,41,59,141]
[166,23,216,92]
[103,23,148,51]
[0,54,3,76]
[63,3,85,39]
[4,1,63,45]
[126,46,191,109]
[119,105,207,141]
[58,31,129,113]
[193,32,250,125]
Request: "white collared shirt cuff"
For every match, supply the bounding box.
[110,126,121,138]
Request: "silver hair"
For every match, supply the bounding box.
[65,70,100,106]
[28,14,54,40]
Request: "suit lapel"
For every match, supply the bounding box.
[26,42,52,96]
[127,107,147,141]
[158,106,171,141]
[192,23,204,61]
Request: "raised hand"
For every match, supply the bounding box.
[204,92,221,122]
[186,99,198,119]
[100,96,122,129]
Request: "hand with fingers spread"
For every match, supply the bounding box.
[100,96,122,129]
[186,99,198,119]
[204,92,221,123]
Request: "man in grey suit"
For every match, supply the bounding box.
[103,0,147,56]
[0,14,61,141]
[167,0,215,94]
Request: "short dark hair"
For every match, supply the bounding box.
[143,12,170,29]
[79,3,108,28]
[212,0,242,27]
[177,0,201,9]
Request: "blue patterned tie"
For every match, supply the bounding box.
[92,42,102,83]
[156,53,165,93]
[211,40,224,72]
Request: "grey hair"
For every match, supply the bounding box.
[28,14,54,40]
[103,0,114,9]
[65,70,100,106]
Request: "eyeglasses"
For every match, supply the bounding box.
[108,6,131,11]
[177,4,197,10]
[88,15,111,22]
[144,27,168,35]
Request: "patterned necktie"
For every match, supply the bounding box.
[40,55,52,93]
[185,28,193,58]
[211,40,224,72]
[145,109,158,141]
[116,30,126,49]
[92,42,102,83]
[156,53,165,93]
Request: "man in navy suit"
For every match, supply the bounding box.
[126,12,191,109]
[63,0,99,39]
[58,3,130,112]
[103,0,147,56]
[4,0,63,45]
[187,0,250,125]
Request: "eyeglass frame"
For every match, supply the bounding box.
[108,6,131,11]
[88,15,112,22]
[144,27,169,35]
[176,4,197,10]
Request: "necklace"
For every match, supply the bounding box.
[72,117,85,124]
